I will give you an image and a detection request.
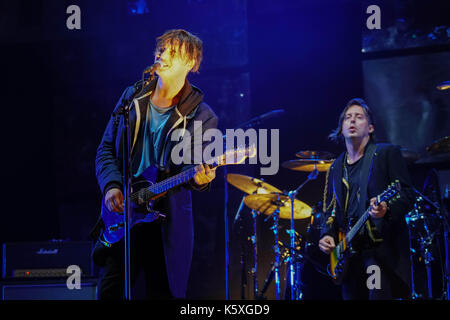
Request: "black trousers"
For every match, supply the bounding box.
[341,251,407,300]
[93,222,173,300]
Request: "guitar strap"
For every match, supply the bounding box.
[357,142,377,220]
[358,143,383,242]
[342,142,381,242]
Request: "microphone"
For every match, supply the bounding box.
[253,109,285,122]
[143,61,162,74]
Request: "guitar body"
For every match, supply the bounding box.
[100,165,166,247]
[328,231,351,285]
[327,180,401,285]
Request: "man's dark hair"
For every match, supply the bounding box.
[155,29,203,73]
[328,98,376,142]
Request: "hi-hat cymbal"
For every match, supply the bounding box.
[296,150,335,160]
[227,173,282,195]
[282,159,333,172]
[244,193,311,219]
[400,148,420,163]
[426,136,450,155]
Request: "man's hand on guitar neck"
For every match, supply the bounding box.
[319,235,336,254]
[369,197,388,219]
[193,164,216,187]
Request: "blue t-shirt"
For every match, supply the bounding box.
[134,99,175,177]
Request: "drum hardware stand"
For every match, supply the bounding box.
[286,166,319,300]
[407,214,421,300]
[266,196,283,300]
[250,209,259,300]
[257,263,275,300]
[256,247,290,300]
[443,184,450,300]
[407,188,446,300]
[232,194,247,299]
[415,187,450,300]
[233,192,262,300]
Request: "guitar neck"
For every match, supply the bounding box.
[139,145,255,198]
[148,165,201,195]
[344,208,371,245]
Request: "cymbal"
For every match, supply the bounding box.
[244,193,311,219]
[436,81,450,91]
[227,173,282,195]
[281,159,333,172]
[426,136,450,155]
[400,148,420,163]
[296,150,335,160]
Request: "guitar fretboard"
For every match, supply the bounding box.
[345,208,371,245]
[148,165,199,195]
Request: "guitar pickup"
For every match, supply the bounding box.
[108,222,125,232]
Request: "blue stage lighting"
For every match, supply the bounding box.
[127,0,149,16]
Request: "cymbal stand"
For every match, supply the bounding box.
[414,187,450,300]
[268,196,283,300]
[286,166,318,300]
[233,194,247,299]
[256,245,290,300]
[443,184,450,300]
[406,208,421,300]
[407,195,436,299]
[248,209,260,299]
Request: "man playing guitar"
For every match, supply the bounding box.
[91,29,218,300]
[319,98,413,299]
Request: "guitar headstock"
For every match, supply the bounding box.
[377,179,401,205]
[215,144,257,167]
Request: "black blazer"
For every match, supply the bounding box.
[321,142,414,289]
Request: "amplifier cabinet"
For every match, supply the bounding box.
[1,279,97,300]
[2,241,94,279]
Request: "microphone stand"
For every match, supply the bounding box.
[115,75,149,300]
[115,96,134,300]
[287,166,319,300]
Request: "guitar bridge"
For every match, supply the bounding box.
[149,210,166,221]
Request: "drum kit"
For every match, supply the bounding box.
[227,150,334,300]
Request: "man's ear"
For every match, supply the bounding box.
[369,124,374,134]
[186,59,195,71]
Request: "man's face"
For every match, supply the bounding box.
[341,105,374,140]
[154,41,194,77]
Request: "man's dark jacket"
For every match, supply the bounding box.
[321,142,414,292]
[91,77,218,298]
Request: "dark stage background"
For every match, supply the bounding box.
[1,0,449,300]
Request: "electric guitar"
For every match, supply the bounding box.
[328,180,401,284]
[99,145,257,247]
